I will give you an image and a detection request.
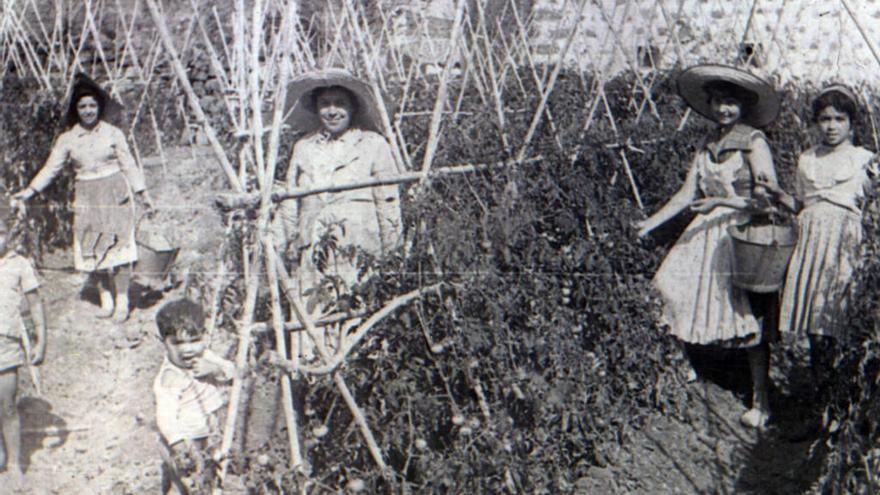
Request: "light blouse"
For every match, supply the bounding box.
[28,121,145,192]
[795,143,876,214]
[277,127,402,255]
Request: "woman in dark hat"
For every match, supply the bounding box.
[274,68,402,360]
[13,73,152,323]
[635,65,782,428]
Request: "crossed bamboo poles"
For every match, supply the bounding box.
[1,0,724,491]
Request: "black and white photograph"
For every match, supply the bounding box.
[0,0,879,493]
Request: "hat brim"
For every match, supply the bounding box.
[676,65,780,128]
[285,69,385,134]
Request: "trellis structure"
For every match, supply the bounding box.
[5,0,880,491]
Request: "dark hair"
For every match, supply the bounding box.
[64,83,107,128]
[812,90,859,126]
[156,298,205,340]
[702,80,759,115]
[307,85,360,116]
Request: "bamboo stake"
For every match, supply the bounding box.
[618,149,644,210]
[419,0,467,182]
[298,283,443,375]
[841,0,880,70]
[509,0,564,153]
[476,0,510,151]
[144,0,244,192]
[215,156,545,210]
[344,0,410,172]
[591,0,661,121]
[515,0,588,163]
[250,310,370,335]
[83,0,115,84]
[264,239,305,470]
[272,248,390,476]
[248,0,267,188]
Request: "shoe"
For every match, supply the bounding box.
[96,289,114,318]
[112,295,130,323]
[740,408,770,429]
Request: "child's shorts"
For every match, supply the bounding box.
[0,336,25,372]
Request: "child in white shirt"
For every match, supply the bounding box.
[0,215,46,490]
[153,298,234,494]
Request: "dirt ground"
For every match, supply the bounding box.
[0,146,229,494]
[0,145,828,494]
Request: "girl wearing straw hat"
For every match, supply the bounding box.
[759,85,878,396]
[275,69,402,358]
[13,73,153,323]
[636,65,782,428]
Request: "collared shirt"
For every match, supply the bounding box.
[796,143,876,214]
[0,252,40,338]
[698,124,769,198]
[153,350,232,446]
[275,127,402,254]
[29,121,146,192]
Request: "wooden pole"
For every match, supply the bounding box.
[419,0,468,182]
[215,156,545,210]
[841,0,880,70]
[271,247,390,476]
[145,0,244,192]
[264,239,305,470]
[298,283,443,375]
[515,0,588,162]
[618,149,644,210]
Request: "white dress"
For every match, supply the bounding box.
[780,143,875,341]
[653,129,763,346]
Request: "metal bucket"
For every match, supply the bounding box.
[728,222,797,293]
[134,230,178,287]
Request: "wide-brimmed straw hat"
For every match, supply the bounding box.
[64,73,124,128]
[676,64,780,128]
[285,68,384,134]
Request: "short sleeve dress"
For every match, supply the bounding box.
[780,143,875,341]
[653,125,765,346]
[28,121,146,272]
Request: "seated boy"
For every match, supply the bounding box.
[0,214,46,489]
[153,298,235,495]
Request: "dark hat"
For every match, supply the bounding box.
[64,73,124,128]
[676,65,780,128]
[285,68,384,134]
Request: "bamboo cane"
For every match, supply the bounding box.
[249,310,369,335]
[264,239,305,471]
[297,283,443,375]
[419,0,468,182]
[515,0,588,163]
[618,149,644,210]
[144,0,244,192]
[215,155,545,210]
[344,0,410,172]
[841,0,880,71]
[476,0,511,151]
[271,248,390,476]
